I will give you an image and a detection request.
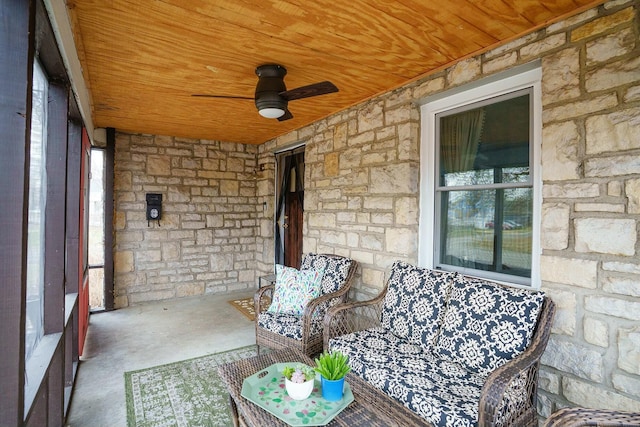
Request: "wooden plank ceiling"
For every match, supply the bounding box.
[66,0,603,144]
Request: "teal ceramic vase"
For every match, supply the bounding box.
[320,376,345,401]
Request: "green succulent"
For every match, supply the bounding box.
[282,364,315,383]
[314,351,351,380]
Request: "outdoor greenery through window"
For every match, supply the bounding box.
[435,90,533,283]
[89,148,105,310]
[25,59,48,362]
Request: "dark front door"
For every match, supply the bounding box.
[284,188,303,269]
[275,147,305,268]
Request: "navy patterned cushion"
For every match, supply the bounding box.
[380,261,455,349]
[300,253,353,294]
[435,275,545,376]
[257,311,323,341]
[330,328,485,427]
[383,355,484,427]
[329,327,425,378]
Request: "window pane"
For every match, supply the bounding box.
[89,149,105,266]
[440,94,530,187]
[89,149,105,310]
[25,60,48,361]
[439,188,532,278]
[437,91,533,283]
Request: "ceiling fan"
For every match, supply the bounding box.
[193,64,338,121]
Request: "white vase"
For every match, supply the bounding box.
[285,377,314,400]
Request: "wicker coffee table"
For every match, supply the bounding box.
[218,347,431,427]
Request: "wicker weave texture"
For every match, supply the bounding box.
[217,347,432,427]
[478,297,555,427]
[323,281,387,349]
[254,254,358,356]
[323,273,557,427]
[544,407,640,427]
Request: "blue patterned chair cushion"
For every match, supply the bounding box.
[435,275,545,376]
[329,327,425,377]
[330,328,485,427]
[380,261,455,349]
[300,253,353,295]
[257,311,323,341]
[300,253,355,318]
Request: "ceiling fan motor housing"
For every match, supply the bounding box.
[255,64,288,111]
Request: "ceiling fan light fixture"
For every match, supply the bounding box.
[258,107,285,119]
[193,63,337,123]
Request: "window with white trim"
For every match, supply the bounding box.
[419,66,542,288]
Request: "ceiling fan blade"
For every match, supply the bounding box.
[191,94,254,100]
[278,109,293,121]
[279,81,338,101]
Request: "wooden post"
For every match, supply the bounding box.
[0,0,35,423]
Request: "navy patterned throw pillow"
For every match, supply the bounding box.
[299,253,352,294]
[380,261,455,350]
[435,275,545,377]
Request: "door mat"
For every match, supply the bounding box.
[228,296,270,321]
[125,345,258,427]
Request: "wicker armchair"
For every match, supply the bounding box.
[323,273,557,427]
[255,253,357,357]
[544,407,640,426]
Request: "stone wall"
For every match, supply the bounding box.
[536,0,640,414]
[113,133,259,306]
[258,0,640,418]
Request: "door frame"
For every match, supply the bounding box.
[274,143,305,268]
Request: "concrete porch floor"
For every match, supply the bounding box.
[65,290,256,427]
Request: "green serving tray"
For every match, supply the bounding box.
[240,363,354,426]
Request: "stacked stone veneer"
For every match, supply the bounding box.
[111,0,639,419]
[256,0,640,418]
[113,133,259,306]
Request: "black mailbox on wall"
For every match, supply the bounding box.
[146,193,162,221]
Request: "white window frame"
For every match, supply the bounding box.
[418,64,542,288]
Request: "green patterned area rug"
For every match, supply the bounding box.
[125,345,258,427]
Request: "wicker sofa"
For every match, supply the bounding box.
[324,260,556,427]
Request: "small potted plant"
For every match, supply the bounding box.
[314,350,351,401]
[282,364,316,400]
